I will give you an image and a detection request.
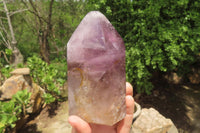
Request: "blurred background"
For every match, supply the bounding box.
[0,0,200,132]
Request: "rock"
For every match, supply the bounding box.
[0,72,5,86]
[0,73,44,113]
[60,81,68,98]
[0,75,32,100]
[10,68,30,75]
[20,101,72,133]
[188,73,200,84]
[164,72,182,84]
[67,11,126,126]
[132,108,176,133]
[167,124,179,133]
[27,83,45,114]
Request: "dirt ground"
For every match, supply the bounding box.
[135,77,200,133]
[19,73,200,133]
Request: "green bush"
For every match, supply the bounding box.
[0,89,31,133]
[0,48,14,79]
[0,65,14,79]
[27,55,67,104]
[87,0,200,94]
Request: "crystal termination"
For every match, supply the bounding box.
[67,11,126,126]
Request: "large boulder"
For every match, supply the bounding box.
[0,75,32,100]
[10,68,30,75]
[0,68,45,113]
[28,82,45,113]
[131,108,178,133]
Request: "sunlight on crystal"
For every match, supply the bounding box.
[67,11,126,125]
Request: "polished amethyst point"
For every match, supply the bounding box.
[67,11,126,126]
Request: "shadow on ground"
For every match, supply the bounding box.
[135,78,200,133]
[18,101,71,133]
[19,124,42,133]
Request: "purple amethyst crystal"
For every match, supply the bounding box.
[67,11,126,126]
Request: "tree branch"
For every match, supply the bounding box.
[0,17,7,19]
[0,18,10,40]
[26,0,49,24]
[0,9,5,12]
[0,50,11,64]
[47,0,54,29]
[29,0,46,23]
[3,0,17,46]
[0,30,11,48]
[9,9,28,16]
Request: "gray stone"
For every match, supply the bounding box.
[164,72,182,84]
[0,75,32,100]
[10,68,30,75]
[28,83,45,114]
[167,124,179,133]
[132,108,175,133]
[0,74,44,114]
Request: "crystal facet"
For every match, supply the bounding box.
[67,11,126,126]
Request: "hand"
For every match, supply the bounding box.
[68,82,134,133]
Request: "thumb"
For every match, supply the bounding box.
[68,115,92,133]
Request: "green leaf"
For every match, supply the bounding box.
[5,49,12,56]
[43,93,55,104]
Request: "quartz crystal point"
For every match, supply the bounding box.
[67,11,126,126]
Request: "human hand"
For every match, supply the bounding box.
[68,82,134,133]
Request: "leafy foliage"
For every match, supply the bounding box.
[27,55,67,104]
[87,0,200,94]
[0,89,31,133]
[1,0,200,95]
[0,65,13,79]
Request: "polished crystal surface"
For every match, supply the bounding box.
[67,11,126,126]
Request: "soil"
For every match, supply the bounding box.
[18,73,200,133]
[134,77,200,133]
[19,101,71,133]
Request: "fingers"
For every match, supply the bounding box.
[68,115,92,133]
[68,82,134,133]
[126,95,134,115]
[117,83,134,133]
[125,82,134,115]
[126,82,133,96]
[117,95,134,133]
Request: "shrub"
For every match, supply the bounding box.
[87,0,200,94]
[0,89,31,133]
[27,55,67,104]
